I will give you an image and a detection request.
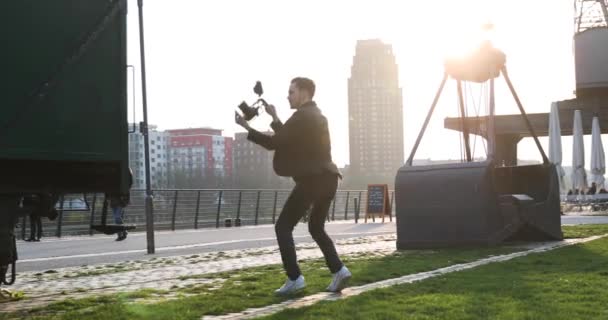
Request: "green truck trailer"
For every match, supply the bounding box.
[1,0,131,286]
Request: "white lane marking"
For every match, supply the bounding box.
[18,220,392,243]
[17,231,394,263]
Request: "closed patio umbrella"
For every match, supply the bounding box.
[590,116,605,190]
[572,110,587,193]
[548,102,565,190]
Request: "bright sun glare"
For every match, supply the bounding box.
[431,0,504,60]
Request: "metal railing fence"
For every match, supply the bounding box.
[17,189,395,239]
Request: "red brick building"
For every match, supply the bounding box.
[167,128,233,180]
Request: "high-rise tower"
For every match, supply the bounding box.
[348,39,404,185]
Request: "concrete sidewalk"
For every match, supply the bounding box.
[14,215,608,271]
[15,215,608,271]
[16,220,396,271]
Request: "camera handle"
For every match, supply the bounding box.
[256,98,269,108]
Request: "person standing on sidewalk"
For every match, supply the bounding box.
[235,77,351,295]
[109,169,133,241]
[26,210,42,242]
[109,194,128,241]
[22,194,58,242]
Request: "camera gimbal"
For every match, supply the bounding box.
[237,81,269,121]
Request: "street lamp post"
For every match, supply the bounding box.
[137,0,155,254]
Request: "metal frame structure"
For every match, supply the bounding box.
[405,45,548,167]
[396,41,562,249]
[575,0,608,33]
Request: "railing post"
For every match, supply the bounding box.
[354,197,360,223]
[89,194,97,236]
[344,191,350,221]
[272,191,278,224]
[171,190,179,231]
[21,215,26,240]
[236,191,242,226]
[194,190,201,229]
[100,195,108,227]
[358,191,363,222]
[331,195,336,221]
[56,194,64,238]
[215,190,223,228]
[254,190,261,225]
[390,190,395,221]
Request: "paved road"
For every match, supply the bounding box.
[15,215,608,272]
[16,221,395,272]
[561,215,608,225]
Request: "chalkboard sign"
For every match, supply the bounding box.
[365,184,392,223]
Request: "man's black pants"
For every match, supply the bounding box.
[275,172,343,280]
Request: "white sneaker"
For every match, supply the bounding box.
[327,266,352,292]
[275,275,306,295]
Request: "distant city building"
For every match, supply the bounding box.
[128,126,233,189]
[223,136,234,180]
[128,124,170,189]
[348,39,404,184]
[167,128,233,183]
[233,131,291,189]
[233,131,275,188]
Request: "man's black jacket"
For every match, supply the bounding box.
[247,101,340,178]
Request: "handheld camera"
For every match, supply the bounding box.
[237,81,269,121]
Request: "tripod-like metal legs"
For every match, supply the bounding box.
[405,66,549,167]
[406,73,448,166]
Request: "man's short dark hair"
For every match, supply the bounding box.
[291,77,315,98]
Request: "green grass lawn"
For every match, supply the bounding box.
[562,223,608,238]
[1,224,607,320]
[1,249,519,320]
[262,235,608,319]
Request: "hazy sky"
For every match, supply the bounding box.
[125,0,591,168]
